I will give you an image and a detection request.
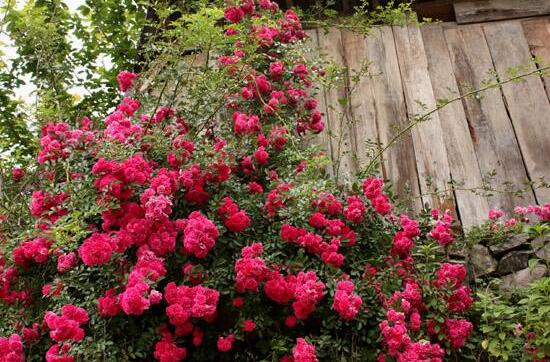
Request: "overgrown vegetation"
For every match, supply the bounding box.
[0,0,423,162]
[0,1,548,361]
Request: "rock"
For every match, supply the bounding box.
[535,243,550,262]
[497,251,532,275]
[532,235,549,250]
[501,265,547,290]
[489,234,529,255]
[449,245,467,259]
[469,244,497,276]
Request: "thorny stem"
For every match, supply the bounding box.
[193,100,226,136]
[167,76,183,110]
[402,181,548,201]
[145,51,191,131]
[250,75,306,157]
[362,64,550,176]
[332,61,368,180]
[192,62,250,136]
[146,78,170,131]
[167,51,210,115]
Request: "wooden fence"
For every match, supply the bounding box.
[307,16,550,228]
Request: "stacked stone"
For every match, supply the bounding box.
[460,235,548,290]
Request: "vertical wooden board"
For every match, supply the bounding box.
[393,25,455,212]
[421,24,489,228]
[317,28,357,184]
[340,30,380,174]
[522,19,550,100]
[484,22,550,204]
[444,25,536,213]
[364,26,422,211]
[305,29,334,177]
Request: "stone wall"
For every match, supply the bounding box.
[465,234,549,289]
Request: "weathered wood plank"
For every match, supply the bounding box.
[305,29,334,177]
[444,25,536,213]
[393,24,455,212]
[454,0,550,24]
[340,30,380,175]
[364,26,422,211]
[317,28,358,183]
[522,18,550,100]
[421,24,489,228]
[484,21,550,203]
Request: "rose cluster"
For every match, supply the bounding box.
[0,1,491,361]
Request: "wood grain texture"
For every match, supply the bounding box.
[484,21,550,203]
[454,0,550,24]
[444,25,536,213]
[317,28,358,183]
[421,24,489,228]
[364,26,422,211]
[522,18,550,100]
[393,25,455,212]
[340,30,380,174]
[305,29,334,177]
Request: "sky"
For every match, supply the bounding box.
[65,0,85,12]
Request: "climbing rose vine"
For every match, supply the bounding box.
[7,0,549,360]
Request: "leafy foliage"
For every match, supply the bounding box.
[0,2,481,361]
[473,278,550,361]
[0,1,548,362]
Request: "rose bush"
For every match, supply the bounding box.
[2,1,548,361]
